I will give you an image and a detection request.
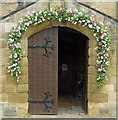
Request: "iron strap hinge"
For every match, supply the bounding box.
[28,91,55,112]
[28,37,55,57]
[28,99,55,104]
[28,45,55,49]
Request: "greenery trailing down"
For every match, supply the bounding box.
[7,7,110,91]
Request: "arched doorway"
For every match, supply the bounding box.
[28,26,89,115]
[58,27,89,114]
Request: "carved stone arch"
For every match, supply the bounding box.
[21,20,97,115]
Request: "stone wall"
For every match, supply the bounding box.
[0,0,18,18]
[0,0,117,118]
[0,0,117,20]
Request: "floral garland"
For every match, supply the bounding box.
[7,7,110,90]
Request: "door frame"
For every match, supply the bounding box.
[21,21,97,116]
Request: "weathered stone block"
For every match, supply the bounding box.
[101,85,114,93]
[22,50,28,57]
[1,93,8,102]
[88,84,100,93]
[8,93,28,103]
[22,39,28,52]
[88,74,96,84]
[99,103,116,117]
[108,65,116,76]
[5,48,10,56]
[5,84,16,93]
[0,66,2,75]
[0,75,7,84]
[89,48,96,57]
[17,103,28,117]
[88,93,108,103]
[19,75,28,84]
[4,108,17,116]
[0,57,8,65]
[3,103,17,116]
[110,57,116,65]
[21,57,28,66]
[99,107,112,117]
[109,49,116,57]
[0,49,4,56]
[108,93,116,103]
[110,41,116,49]
[60,21,67,27]
[17,84,28,93]
[50,1,64,10]
[9,3,17,11]
[7,74,17,84]
[0,58,2,66]
[5,23,17,32]
[88,66,96,75]
[21,66,28,75]
[2,66,9,74]
[0,40,7,48]
[51,20,60,27]
[88,106,100,117]
[88,102,100,109]
[89,40,96,48]
[0,33,9,39]
[89,57,96,65]
[109,75,116,84]
[0,83,5,93]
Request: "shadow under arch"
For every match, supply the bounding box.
[58,26,89,113]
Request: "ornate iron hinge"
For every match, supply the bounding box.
[28,37,55,57]
[28,91,55,112]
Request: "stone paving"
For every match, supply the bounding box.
[31,96,88,118]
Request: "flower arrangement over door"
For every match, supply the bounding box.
[7,7,110,91]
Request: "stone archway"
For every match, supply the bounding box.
[20,21,97,116]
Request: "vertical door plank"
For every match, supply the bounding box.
[28,27,58,115]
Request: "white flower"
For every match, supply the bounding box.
[42,18,45,21]
[39,11,41,14]
[95,46,98,49]
[78,12,82,16]
[96,26,100,29]
[88,24,92,28]
[35,16,37,21]
[94,33,96,36]
[50,8,53,12]
[59,18,61,22]
[9,54,12,58]
[31,11,35,14]
[74,22,77,24]
[8,66,11,69]
[74,8,78,13]
[79,20,82,24]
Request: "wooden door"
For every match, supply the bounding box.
[82,39,88,114]
[28,27,58,115]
